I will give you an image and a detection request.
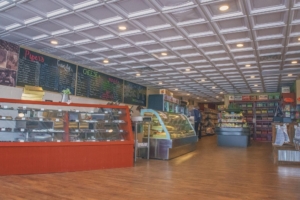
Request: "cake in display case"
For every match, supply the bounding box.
[140,109,197,160]
[216,111,250,147]
[0,98,133,175]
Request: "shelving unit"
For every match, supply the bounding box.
[229,94,280,141]
[201,108,218,137]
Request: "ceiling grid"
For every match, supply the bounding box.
[0,0,299,102]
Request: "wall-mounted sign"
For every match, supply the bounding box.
[229,95,234,101]
[234,96,242,101]
[281,86,290,94]
[242,95,250,101]
[258,95,268,100]
[124,80,146,106]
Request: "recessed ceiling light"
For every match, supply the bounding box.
[298,38,300,41]
[103,59,109,64]
[136,73,140,76]
[118,26,127,31]
[185,68,190,72]
[212,86,216,89]
[254,84,258,87]
[158,82,162,85]
[288,74,293,77]
[161,52,168,56]
[201,79,205,82]
[219,5,229,11]
[187,94,190,96]
[216,96,219,98]
[237,43,244,47]
[251,76,255,79]
[257,90,260,92]
[220,92,223,94]
[50,40,58,45]
[245,64,251,67]
[175,88,178,91]
[291,61,298,64]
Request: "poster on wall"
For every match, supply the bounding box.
[76,66,123,102]
[124,80,146,106]
[0,39,19,87]
[17,48,77,94]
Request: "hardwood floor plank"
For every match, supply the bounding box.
[0,136,299,200]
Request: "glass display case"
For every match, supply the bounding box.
[140,109,197,160]
[0,98,133,175]
[215,111,250,147]
[0,104,129,143]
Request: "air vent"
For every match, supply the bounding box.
[260,55,282,61]
[137,67,156,72]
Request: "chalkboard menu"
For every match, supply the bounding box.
[17,48,77,94]
[124,80,146,106]
[76,66,123,102]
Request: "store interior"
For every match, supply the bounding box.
[0,0,300,199]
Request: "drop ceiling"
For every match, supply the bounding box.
[0,0,300,102]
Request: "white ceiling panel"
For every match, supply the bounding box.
[0,0,298,101]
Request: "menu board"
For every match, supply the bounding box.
[76,66,123,102]
[0,39,19,87]
[17,48,77,94]
[124,80,147,106]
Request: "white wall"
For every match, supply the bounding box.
[0,85,142,117]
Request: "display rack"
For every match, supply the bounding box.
[216,111,250,147]
[0,98,133,175]
[201,108,217,137]
[229,94,280,141]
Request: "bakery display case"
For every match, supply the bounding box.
[140,109,197,160]
[216,111,250,147]
[0,98,133,175]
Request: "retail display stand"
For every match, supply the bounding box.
[0,98,134,175]
[201,108,217,137]
[229,94,280,141]
[216,111,250,147]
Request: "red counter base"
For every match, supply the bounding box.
[0,142,134,175]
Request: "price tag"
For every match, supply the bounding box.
[105,120,108,123]
[58,109,62,112]
[23,106,26,109]
[75,129,79,132]
[118,111,122,114]
[1,128,5,131]
[1,117,6,119]
[21,129,24,132]
[55,118,59,122]
[104,111,108,114]
[120,130,123,133]
[22,117,25,120]
[106,140,110,142]
[90,111,94,113]
[75,120,79,122]
[76,110,79,113]
[41,108,44,111]
[39,118,43,121]
[3,105,7,109]
[91,130,95,133]
[121,139,124,141]
[57,140,61,142]
[19,140,24,142]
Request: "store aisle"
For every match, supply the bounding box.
[0,136,299,200]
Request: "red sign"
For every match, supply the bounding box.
[242,96,250,101]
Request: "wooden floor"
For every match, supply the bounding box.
[0,136,299,200]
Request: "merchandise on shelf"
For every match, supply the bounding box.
[201,108,218,136]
